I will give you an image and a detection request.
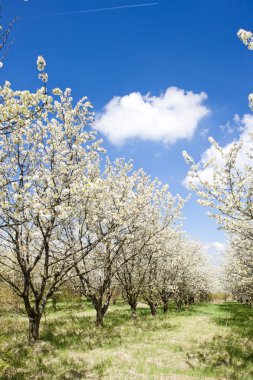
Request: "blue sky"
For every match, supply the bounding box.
[2,0,253,260]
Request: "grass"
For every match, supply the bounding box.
[0,301,252,379]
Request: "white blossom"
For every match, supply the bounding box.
[37,55,46,71]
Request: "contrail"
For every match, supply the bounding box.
[23,2,159,20]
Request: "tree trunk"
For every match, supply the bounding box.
[23,296,43,343]
[161,289,171,314]
[94,298,110,327]
[130,304,137,320]
[163,300,169,313]
[28,313,41,343]
[95,307,104,327]
[148,301,157,316]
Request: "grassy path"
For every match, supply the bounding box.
[0,302,253,379]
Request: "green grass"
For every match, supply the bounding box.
[0,301,252,379]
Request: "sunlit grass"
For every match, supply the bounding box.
[0,301,252,379]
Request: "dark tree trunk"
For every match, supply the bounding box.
[148,301,157,316]
[130,304,137,320]
[94,295,111,327]
[163,300,169,313]
[23,295,43,343]
[95,307,105,327]
[28,313,41,342]
[161,293,170,313]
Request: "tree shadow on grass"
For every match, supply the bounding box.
[0,303,178,379]
[40,305,176,352]
[215,302,253,338]
[188,303,253,380]
[0,310,119,379]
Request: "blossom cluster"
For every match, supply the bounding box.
[183,27,253,302]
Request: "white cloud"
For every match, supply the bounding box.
[219,120,234,134]
[218,113,245,135]
[95,87,210,145]
[184,113,253,186]
[211,241,226,253]
[204,241,226,254]
[200,128,209,139]
[203,241,226,265]
[154,151,162,159]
